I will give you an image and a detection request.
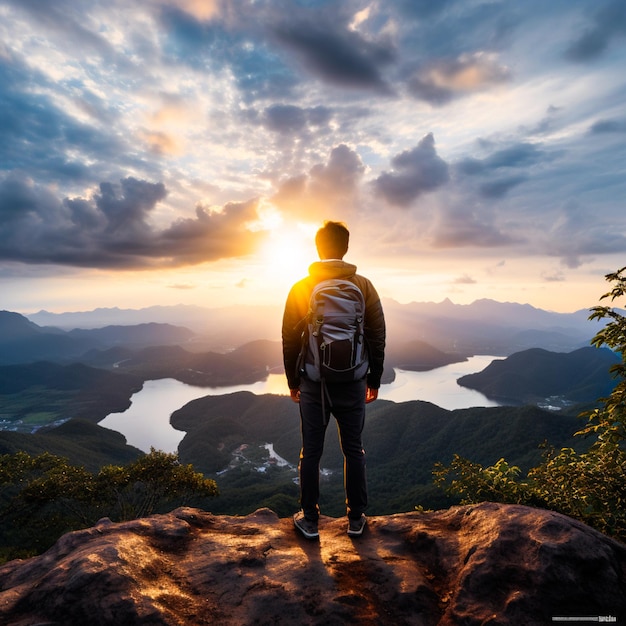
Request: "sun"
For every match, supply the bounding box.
[259,224,317,286]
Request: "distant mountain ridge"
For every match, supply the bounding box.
[25,298,610,356]
[0,310,197,365]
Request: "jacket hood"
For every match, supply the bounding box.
[308,260,357,282]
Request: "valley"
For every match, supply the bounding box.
[0,298,617,518]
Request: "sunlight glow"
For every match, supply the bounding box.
[259,225,316,287]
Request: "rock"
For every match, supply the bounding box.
[0,503,624,625]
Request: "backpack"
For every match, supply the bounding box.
[300,279,369,383]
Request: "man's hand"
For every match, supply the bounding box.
[290,388,301,403]
[365,387,378,404]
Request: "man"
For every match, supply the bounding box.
[282,221,386,539]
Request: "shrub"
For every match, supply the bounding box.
[433,267,626,541]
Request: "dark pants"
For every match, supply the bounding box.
[298,377,368,521]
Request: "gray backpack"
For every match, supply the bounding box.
[300,279,369,383]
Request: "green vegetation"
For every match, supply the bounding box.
[171,389,587,518]
[434,267,626,541]
[0,449,218,563]
[0,419,142,471]
[0,362,142,426]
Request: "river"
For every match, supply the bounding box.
[99,355,500,453]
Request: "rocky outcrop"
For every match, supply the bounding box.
[0,502,624,625]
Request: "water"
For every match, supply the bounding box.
[100,355,500,453]
[379,355,501,408]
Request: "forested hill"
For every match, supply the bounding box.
[171,392,589,516]
[458,346,620,405]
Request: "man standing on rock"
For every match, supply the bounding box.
[282,221,386,539]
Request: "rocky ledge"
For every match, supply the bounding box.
[0,502,624,625]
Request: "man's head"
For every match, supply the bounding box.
[315,221,349,260]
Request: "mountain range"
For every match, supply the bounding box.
[26,297,605,354]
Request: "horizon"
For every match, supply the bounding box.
[18,294,598,319]
[1,1,625,315]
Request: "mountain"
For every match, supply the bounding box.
[0,310,96,365]
[0,419,142,471]
[0,310,43,341]
[66,323,194,346]
[171,392,588,516]
[26,298,611,355]
[384,339,466,371]
[383,298,602,355]
[29,304,282,350]
[0,504,624,624]
[0,310,199,365]
[457,346,620,406]
[0,361,143,427]
[109,340,284,386]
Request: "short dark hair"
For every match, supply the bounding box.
[315,221,349,259]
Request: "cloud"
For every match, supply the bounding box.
[168,283,196,290]
[479,175,528,199]
[4,0,117,61]
[309,144,366,197]
[271,144,366,219]
[457,142,545,175]
[453,274,477,285]
[397,0,457,20]
[262,104,333,135]
[406,52,510,104]
[0,175,264,268]
[565,0,626,62]
[163,0,222,22]
[373,134,449,207]
[0,49,136,189]
[542,271,565,283]
[430,204,518,249]
[589,118,626,134]
[272,17,395,92]
[547,203,626,268]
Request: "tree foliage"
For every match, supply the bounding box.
[0,449,218,562]
[434,267,626,541]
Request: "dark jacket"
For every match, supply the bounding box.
[282,260,386,390]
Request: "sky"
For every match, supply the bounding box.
[1,0,625,315]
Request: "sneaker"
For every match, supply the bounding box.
[293,511,319,540]
[347,514,367,537]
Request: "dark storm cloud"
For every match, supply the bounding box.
[272,17,395,92]
[0,175,263,268]
[373,134,449,207]
[565,0,626,62]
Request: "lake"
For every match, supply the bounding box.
[100,355,501,453]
